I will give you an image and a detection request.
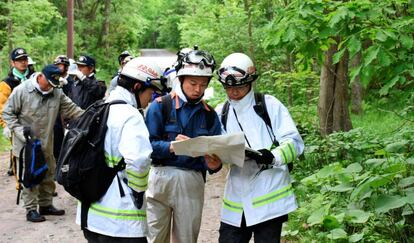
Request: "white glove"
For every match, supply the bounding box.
[67,69,85,81]
[59,77,68,87]
[2,126,11,138]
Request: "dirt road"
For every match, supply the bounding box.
[0,152,226,243]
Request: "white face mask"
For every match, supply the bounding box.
[32,74,54,95]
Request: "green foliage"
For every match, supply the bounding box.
[264,0,414,97]
[287,123,414,242]
[179,0,250,62]
[0,128,10,152]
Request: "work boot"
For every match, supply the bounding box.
[39,205,65,216]
[26,210,46,222]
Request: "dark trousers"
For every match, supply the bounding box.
[53,115,64,160]
[219,214,288,243]
[83,229,147,243]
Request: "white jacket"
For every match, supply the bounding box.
[215,90,304,227]
[76,86,152,237]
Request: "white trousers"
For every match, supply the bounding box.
[146,166,205,243]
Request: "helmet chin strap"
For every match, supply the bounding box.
[180,82,203,105]
[132,83,145,115]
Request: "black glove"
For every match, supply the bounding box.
[251,149,274,165]
[131,190,145,209]
[23,126,32,139]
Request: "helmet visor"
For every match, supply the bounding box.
[218,66,257,86]
[184,51,215,67]
[145,77,171,95]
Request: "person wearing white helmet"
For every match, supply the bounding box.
[215,53,304,243]
[162,46,194,92]
[145,49,222,243]
[77,57,166,242]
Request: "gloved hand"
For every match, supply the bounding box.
[58,77,68,87]
[67,69,85,81]
[249,149,274,165]
[23,126,32,139]
[2,126,11,138]
[131,191,145,209]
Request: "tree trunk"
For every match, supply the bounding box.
[7,0,13,53]
[243,0,255,62]
[351,52,363,114]
[100,0,111,55]
[332,49,352,132]
[318,39,352,136]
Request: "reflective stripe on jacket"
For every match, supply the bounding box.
[215,90,304,227]
[76,86,152,237]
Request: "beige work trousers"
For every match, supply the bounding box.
[21,153,56,211]
[146,166,205,243]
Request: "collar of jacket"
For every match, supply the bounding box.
[228,89,255,113]
[26,73,55,97]
[106,85,137,107]
[173,88,210,112]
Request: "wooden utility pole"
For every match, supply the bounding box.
[7,0,14,53]
[67,0,74,58]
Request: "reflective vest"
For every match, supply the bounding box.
[76,86,152,237]
[215,90,304,227]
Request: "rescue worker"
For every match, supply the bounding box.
[163,47,193,92]
[67,55,106,109]
[77,57,169,242]
[0,48,34,176]
[108,50,133,93]
[145,49,222,243]
[2,64,84,222]
[215,53,304,242]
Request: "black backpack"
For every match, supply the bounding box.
[56,99,126,229]
[16,127,48,205]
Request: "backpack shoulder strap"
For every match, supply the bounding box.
[253,92,279,147]
[254,92,272,130]
[107,100,127,106]
[204,103,216,131]
[221,101,230,131]
[161,94,173,125]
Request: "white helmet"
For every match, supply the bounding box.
[120,57,170,93]
[176,50,216,78]
[176,47,192,61]
[217,53,258,86]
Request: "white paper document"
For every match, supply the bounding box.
[171,132,246,167]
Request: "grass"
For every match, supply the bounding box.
[351,108,412,136]
[0,128,11,152]
[351,91,414,137]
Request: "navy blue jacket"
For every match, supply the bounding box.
[67,74,106,109]
[145,94,221,172]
